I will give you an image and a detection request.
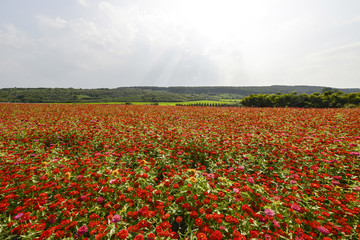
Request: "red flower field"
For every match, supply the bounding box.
[0,104,359,240]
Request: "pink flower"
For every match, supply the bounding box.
[264,234,272,240]
[273,220,280,228]
[247,177,254,184]
[332,180,340,185]
[273,196,281,201]
[77,225,88,235]
[14,213,23,220]
[318,226,329,235]
[80,195,88,201]
[264,208,275,217]
[207,173,215,179]
[112,214,121,223]
[291,203,301,212]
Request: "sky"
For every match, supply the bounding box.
[1,0,360,89]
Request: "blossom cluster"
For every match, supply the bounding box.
[0,104,359,239]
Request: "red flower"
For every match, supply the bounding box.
[175,196,185,204]
[134,234,144,240]
[195,218,203,227]
[242,204,252,213]
[161,221,172,229]
[176,216,183,223]
[89,213,99,220]
[210,230,223,240]
[234,236,246,240]
[147,233,156,239]
[155,225,163,233]
[40,230,52,238]
[54,230,65,239]
[190,211,198,219]
[197,232,208,240]
[117,229,129,239]
[233,230,241,237]
[249,230,259,238]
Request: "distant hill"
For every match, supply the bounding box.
[0,86,359,103]
[150,85,359,95]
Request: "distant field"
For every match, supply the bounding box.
[85,99,241,106]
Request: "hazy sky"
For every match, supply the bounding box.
[1,0,360,88]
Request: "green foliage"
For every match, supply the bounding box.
[241,91,360,108]
[0,88,214,103]
[0,86,359,106]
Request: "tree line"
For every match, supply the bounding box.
[0,88,216,103]
[241,90,360,108]
[0,87,359,107]
[175,102,240,107]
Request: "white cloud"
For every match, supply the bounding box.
[35,13,138,70]
[286,42,360,88]
[0,2,221,88]
[1,0,360,88]
[0,24,35,49]
[77,0,89,7]
[306,42,360,62]
[36,16,68,29]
